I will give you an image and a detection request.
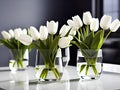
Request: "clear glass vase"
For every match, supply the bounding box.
[77,49,103,80]
[35,48,70,81]
[9,49,29,72]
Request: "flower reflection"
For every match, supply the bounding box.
[77,79,103,90]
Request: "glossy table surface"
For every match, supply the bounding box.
[0,64,120,90]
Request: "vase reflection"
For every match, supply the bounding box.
[77,79,103,90]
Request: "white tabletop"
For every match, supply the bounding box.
[0,64,120,90]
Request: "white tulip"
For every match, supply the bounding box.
[59,25,70,37]
[72,15,83,28]
[69,28,77,36]
[90,18,99,31]
[58,37,71,48]
[14,28,22,40]
[110,19,120,32]
[83,11,92,25]
[67,19,75,28]
[1,31,11,40]
[100,15,112,30]
[29,26,40,40]
[68,35,73,40]
[39,26,48,40]
[47,21,58,34]
[22,29,27,35]
[17,34,32,46]
[9,29,14,38]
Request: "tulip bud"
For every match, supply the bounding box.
[29,26,40,40]
[83,11,92,25]
[90,18,99,31]
[14,28,22,40]
[59,25,70,37]
[22,29,27,35]
[72,15,83,28]
[110,19,120,32]
[47,21,58,34]
[17,34,32,45]
[68,35,73,40]
[58,37,71,48]
[39,26,48,40]
[69,28,77,36]
[67,19,75,28]
[100,15,112,30]
[1,31,11,40]
[9,29,14,38]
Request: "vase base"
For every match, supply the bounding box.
[37,73,63,82]
[80,75,100,81]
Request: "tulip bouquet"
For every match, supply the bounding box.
[0,28,32,71]
[29,21,72,80]
[68,11,120,76]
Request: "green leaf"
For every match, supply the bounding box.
[50,35,60,50]
[91,65,98,75]
[85,65,89,75]
[0,39,14,49]
[80,64,86,73]
[91,30,104,49]
[84,32,94,48]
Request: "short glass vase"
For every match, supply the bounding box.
[9,49,29,72]
[35,48,70,81]
[77,49,103,80]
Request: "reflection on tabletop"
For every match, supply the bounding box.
[77,80,103,90]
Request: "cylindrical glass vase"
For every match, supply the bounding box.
[9,49,29,72]
[77,49,103,80]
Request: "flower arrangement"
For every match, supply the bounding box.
[67,11,120,76]
[28,21,72,80]
[0,28,33,70]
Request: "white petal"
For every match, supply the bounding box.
[47,21,58,34]
[14,28,22,40]
[39,26,48,40]
[58,37,71,48]
[18,34,32,45]
[9,29,14,38]
[100,15,112,30]
[59,25,70,37]
[69,28,77,36]
[72,15,83,28]
[90,18,99,31]
[110,19,120,32]
[67,19,75,28]
[22,29,27,35]
[1,31,11,40]
[83,11,92,25]
[29,26,40,40]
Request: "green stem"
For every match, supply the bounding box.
[104,30,112,42]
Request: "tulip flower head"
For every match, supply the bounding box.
[59,25,70,37]
[47,21,58,35]
[110,19,120,32]
[39,26,48,40]
[1,31,11,40]
[100,15,112,30]
[72,15,83,29]
[83,11,92,25]
[90,18,99,31]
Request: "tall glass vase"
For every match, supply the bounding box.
[35,48,70,81]
[77,49,103,80]
[9,49,29,72]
